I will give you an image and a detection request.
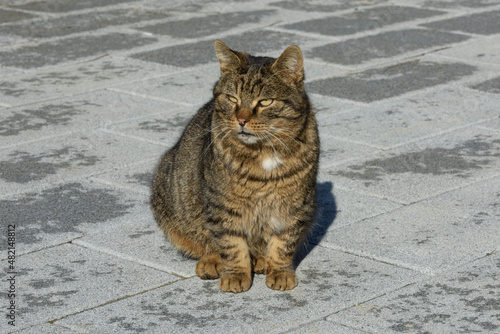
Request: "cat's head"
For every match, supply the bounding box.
[212,40,309,147]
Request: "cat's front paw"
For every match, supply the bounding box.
[219,273,252,293]
[196,254,222,279]
[252,256,266,274]
[266,270,297,291]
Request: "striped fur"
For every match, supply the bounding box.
[151,40,319,293]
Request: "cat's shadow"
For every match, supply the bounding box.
[293,181,337,268]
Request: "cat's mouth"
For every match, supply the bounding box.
[237,130,259,144]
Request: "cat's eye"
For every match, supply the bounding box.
[259,99,274,107]
[227,95,238,103]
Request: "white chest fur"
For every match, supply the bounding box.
[262,155,282,172]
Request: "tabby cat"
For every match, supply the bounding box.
[151,40,319,293]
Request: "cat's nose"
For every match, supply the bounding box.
[238,118,249,126]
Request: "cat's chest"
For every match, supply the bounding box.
[260,154,283,172]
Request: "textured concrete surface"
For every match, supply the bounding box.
[1,0,499,333]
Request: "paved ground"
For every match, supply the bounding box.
[1,0,499,333]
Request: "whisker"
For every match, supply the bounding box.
[201,126,231,157]
[266,130,292,154]
[271,127,300,146]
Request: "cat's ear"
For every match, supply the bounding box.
[272,45,304,84]
[214,40,244,73]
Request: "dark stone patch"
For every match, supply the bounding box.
[282,6,444,36]
[128,172,153,187]
[23,290,78,310]
[28,278,56,289]
[0,81,41,97]
[0,103,83,136]
[471,76,500,94]
[309,29,469,65]
[333,136,500,182]
[422,10,500,35]
[0,147,99,183]
[270,0,387,12]
[0,183,134,248]
[131,30,315,67]
[0,8,38,23]
[131,39,214,67]
[137,10,274,39]
[9,0,136,13]
[128,230,155,239]
[0,8,170,38]
[307,61,476,102]
[0,33,157,69]
[138,117,189,133]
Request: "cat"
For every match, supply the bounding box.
[151,40,319,293]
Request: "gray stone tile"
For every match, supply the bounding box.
[0,179,141,255]
[270,0,387,12]
[326,127,500,204]
[327,253,500,333]
[9,0,136,13]
[421,0,500,8]
[0,131,166,195]
[312,173,402,245]
[309,93,357,116]
[478,118,500,133]
[307,61,476,102]
[110,64,219,106]
[0,33,157,69]
[320,176,500,273]
[91,161,154,195]
[57,246,420,333]
[104,107,194,148]
[432,35,500,65]
[13,244,176,330]
[0,90,182,147]
[471,76,500,94]
[317,87,499,149]
[318,136,378,170]
[0,57,181,107]
[422,9,500,35]
[0,8,171,38]
[11,323,83,333]
[308,29,469,65]
[136,10,275,39]
[0,8,37,23]
[282,6,444,36]
[131,30,321,67]
[287,320,369,334]
[73,213,197,279]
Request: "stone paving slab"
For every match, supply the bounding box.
[10,243,177,332]
[12,322,83,334]
[282,5,445,36]
[0,7,171,39]
[431,34,500,66]
[320,176,500,273]
[317,86,499,150]
[0,32,158,69]
[286,320,369,334]
[0,57,181,107]
[57,246,420,333]
[2,0,500,332]
[326,253,500,333]
[307,29,470,66]
[307,60,476,103]
[0,179,144,256]
[422,9,500,35]
[0,130,165,195]
[0,89,183,147]
[326,126,500,204]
